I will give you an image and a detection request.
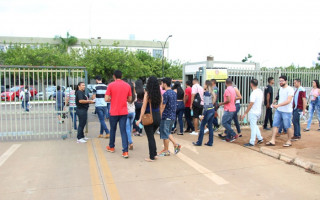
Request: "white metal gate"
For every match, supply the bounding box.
[0,65,88,140]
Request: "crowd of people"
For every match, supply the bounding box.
[57,70,320,160]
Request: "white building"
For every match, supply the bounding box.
[0,36,169,58]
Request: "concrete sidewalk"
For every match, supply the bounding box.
[0,113,320,200]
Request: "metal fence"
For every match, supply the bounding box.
[216,68,320,125]
[0,65,88,141]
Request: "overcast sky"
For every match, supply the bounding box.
[1,0,319,67]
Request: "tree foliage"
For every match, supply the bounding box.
[0,43,183,80]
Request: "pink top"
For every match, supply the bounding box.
[191,84,204,105]
[310,88,319,101]
[160,86,165,95]
[223,86,236,112]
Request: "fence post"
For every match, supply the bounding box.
[84,69,89,134]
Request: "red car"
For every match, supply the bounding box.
[1,86,37,101]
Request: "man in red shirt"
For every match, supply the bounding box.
[105,70,132,158]
[184,80,194,133]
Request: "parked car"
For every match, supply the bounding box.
[1,85,37,101]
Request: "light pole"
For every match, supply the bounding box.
[157,35,172,78]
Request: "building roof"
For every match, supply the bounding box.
[0,36,169,48]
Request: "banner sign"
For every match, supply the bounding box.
[206,68,228,82]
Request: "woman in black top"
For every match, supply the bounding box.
[136,76,161,162]
[75,82,94,143]
[133,79,145,136]
[172,81,185,135]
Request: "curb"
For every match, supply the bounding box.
[258,146,319,174]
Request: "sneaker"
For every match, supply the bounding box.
[190,131,198,136]
[263,127,271,130]
[244,143,254,147]
[104,134,110,139]
[122,152,129,158]
[106,146,115,153]
[291,136,301,141]
[177,132,184,135]
[98,135,104,138]
[77,138,87,143]
[257,139,264,144]
[303,128,310,132]
[174,144,182,154]
[156,131,160,135]
[204,128,209,134]
[83,137,89,140]
[158,150,170,157]
[218,133,226,139]
[192,142,201,146]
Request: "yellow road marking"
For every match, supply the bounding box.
[94,139,121,200]
[87,140,104,200]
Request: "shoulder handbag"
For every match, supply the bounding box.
[142,101,153,126]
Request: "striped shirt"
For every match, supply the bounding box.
[93,83,107,107]
[66,90,76,107]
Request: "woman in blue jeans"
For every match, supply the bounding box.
[126,82,136,150]
[193,80,216,146]
[304,80,320,131]
[172,81,185,135]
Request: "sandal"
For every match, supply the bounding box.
[266,141,275,146]
[283,143,292,147]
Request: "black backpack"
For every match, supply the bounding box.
[192,93,201,108]
[25,91,30,101]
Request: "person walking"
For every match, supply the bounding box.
[126,82,136,150]
[76,82,94,143]
[20,86,31,112]
[233,85,242,137]
[172,81,185,135]
[53,86,65,124]
[192,80,216,146]
[136,76,162,162]
[92,76,110,138]
[133,79,144,136]
[304,80,320,132]
[65,86,77,130]
[190,78,204,135]
[211,79,220,131]
[219,78,238,142]
[241,79,264,146]
[105,70,132,159]
[291,79,306,141]
[184,80,195,133]
[263,77,274,130]
[158,77,182,156]
[266,75,294,147]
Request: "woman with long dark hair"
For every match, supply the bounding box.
[172,81,185,135]
[193,80,216,146]
[133,79,145,136]
[304,80,320,131]
[136,76,161,162]
[75,82,94,143]
[126,82,136,150]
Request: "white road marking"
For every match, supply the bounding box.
[0,144,21,167]
[176,152,229,185]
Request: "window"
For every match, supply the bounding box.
[0,45,5,52]
[153,49,163,58]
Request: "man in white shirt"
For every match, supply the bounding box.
[241,79,263,146]
[266,75,294,147]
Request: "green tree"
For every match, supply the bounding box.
[54,32,78,53]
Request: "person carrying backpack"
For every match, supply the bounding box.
[190,78,204,135]
[20,86,31,112]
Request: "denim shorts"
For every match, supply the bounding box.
[272,110,292,129]
[160,119,174,140]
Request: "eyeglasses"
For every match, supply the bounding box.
[279,80,286,83]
